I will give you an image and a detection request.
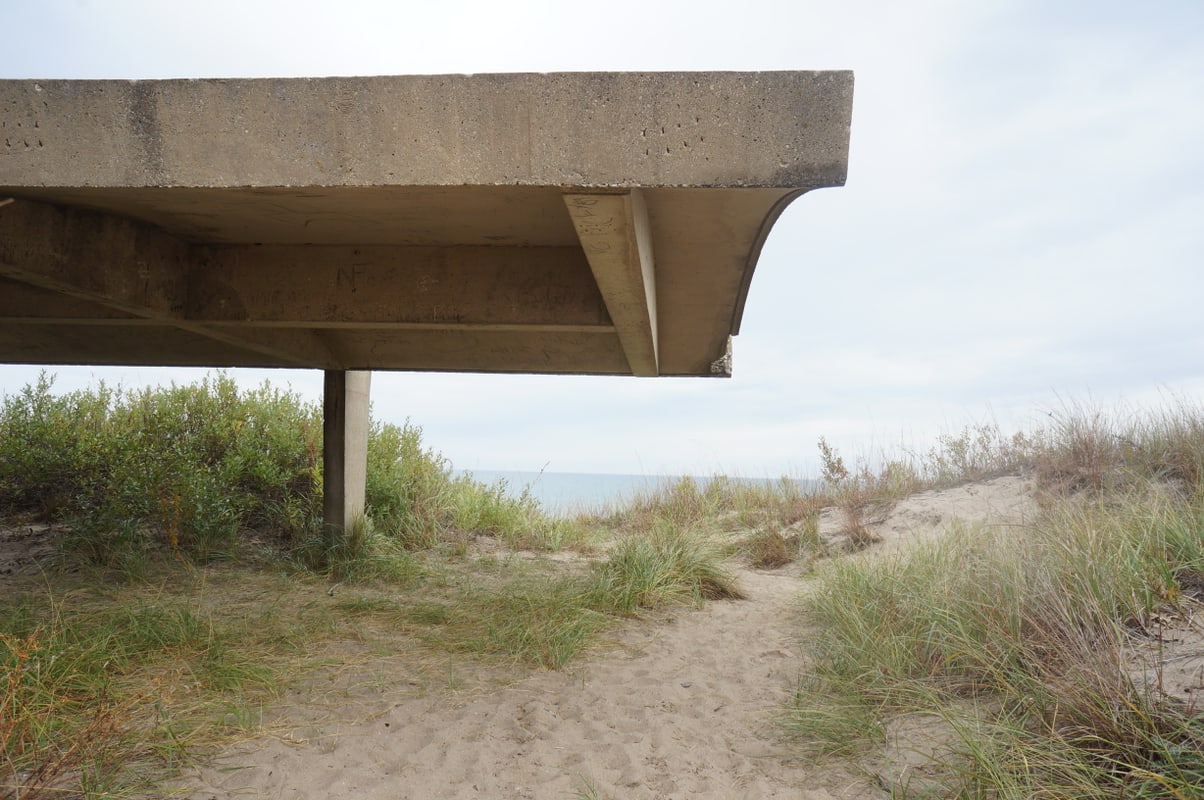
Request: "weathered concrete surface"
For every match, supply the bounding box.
[0,72,853,377]
[0,73,850,189]
[323,370,371,540]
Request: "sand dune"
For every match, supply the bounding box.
[180,477,1038,799]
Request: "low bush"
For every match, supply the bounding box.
[0,373,543,569]
[593,473,819,546]
[0,373,322,563]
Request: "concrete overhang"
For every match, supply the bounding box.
[0,72,853,377]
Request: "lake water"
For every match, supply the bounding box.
[457,470,818,515]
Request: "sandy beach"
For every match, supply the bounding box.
[178,477,1043,800]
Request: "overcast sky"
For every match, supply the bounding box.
[2,0,1202,477]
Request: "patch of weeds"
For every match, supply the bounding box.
[333,596,405,615]
[516,515,592,553]
[783,675,886,757]
[405,576,606,669]
[313,515,425,586]
[402,601,453,626]
[2,628,143,799]
[742,529,797,569]
[570,775,609,800]
[590,522,745,615]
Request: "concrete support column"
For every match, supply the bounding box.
[323,370,372,546]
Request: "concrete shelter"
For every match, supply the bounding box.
[0,72,853,536]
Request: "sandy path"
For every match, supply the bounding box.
[183,479,1041,798]
[182,567,870,799]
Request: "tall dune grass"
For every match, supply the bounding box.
[788,401,1204,798]
[590,522,746,614]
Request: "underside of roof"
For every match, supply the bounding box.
[0,72,853,377]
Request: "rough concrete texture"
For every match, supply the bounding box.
[323,370,371,536]
[1,73,851,189]
[0,72,853,377]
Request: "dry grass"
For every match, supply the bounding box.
[742,530,797,569]
[1,514,748,794]
[1,629,149,799]
[788,401,1204,798]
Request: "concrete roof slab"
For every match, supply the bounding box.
[0,72,853,377]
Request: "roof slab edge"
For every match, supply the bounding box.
[0,72,852,191]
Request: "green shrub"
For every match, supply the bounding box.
[0,372,557,572]
[115,375,322,547]
[364,416,451,537]
[0,374,323,563]
[0,374,122,519]
[363,420,545,552]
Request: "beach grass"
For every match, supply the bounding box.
[785,400,1204,798]
[589,521,746,614]
[1,534,744,795]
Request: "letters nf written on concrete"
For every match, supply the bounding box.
[0,72,853,379]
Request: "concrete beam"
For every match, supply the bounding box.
[564,191,658,376]
[322,370,371,546]
[333,328,629,374]
[0,196,189,318]
[190,245,611,328]
[0,198,335,367]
